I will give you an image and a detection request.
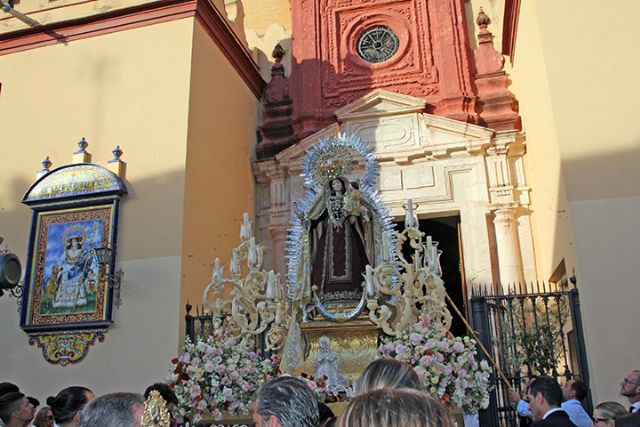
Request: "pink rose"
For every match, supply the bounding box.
[189,384,201,398]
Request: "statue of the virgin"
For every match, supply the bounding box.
[286,134,397,321]
[307,177,372,304]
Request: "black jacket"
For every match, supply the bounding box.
[532,410,578,427]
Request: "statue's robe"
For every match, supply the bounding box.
[311,205,369,304]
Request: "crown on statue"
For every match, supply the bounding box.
[310,145,353,183]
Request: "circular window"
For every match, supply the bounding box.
[357,27,400,63]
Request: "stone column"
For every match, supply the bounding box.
[267,171,290,276]
[493,207,524,288]
[268,225,289,276]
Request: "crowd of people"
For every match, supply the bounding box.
[1,364,639,427]
[0,383,172,427]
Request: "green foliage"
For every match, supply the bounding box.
[498,296,570,378]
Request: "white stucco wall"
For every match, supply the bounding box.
[0,257,181,401]
[569,195,640,404]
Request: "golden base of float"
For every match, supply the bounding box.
[296,318,380,384]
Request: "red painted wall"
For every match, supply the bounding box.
[289,0,478,139]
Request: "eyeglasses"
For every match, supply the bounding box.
[622,378,640,386]
[592,417,611,423]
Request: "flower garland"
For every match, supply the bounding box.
[166,318,279,422]
[378,313,492,414]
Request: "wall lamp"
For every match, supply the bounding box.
[93,245,124,308]
[0,236,23,299]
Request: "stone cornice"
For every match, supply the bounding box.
[0,0,264,97]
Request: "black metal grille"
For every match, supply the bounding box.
[357,27,399,63]
[184,302,216,342]
[469,282,591,427]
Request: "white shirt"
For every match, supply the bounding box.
[631,402,640,413]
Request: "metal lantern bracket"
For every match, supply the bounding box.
[93,245,124,308]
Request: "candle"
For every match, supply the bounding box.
[231,250,240,276]
[240,212,250,240]
[248,238,258,267]
[405,198,414,228]
[381,231,388,261]
[266,271,276,299]
[365,265,375,296]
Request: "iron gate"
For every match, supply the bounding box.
[469,282,591,427]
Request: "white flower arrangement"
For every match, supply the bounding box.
[166,318,279,422]
[378,313,492,414]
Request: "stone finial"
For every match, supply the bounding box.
[75,137,88,154]
[42,156,52,171]
[473,7,521,131]
[270,44,286,78]
[476,7,491,28]
[476,7,494,46]
[272,43,285,63]
[73,137,92,163]
[257,43,295,159]
[107,145,125,178]
[111,145,123,161]
[37,156,52,179]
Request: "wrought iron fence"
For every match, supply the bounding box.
[184,302,217,342]
[469,281,591,427]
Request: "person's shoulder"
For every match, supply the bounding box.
[546,411,577,427]
[532,418,551,427]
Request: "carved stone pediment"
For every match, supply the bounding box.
[334,89,427,120]
[270,90,497,170]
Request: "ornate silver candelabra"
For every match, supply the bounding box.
[202,213,290,351]
[364,199,452,336]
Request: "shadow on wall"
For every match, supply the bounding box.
[290,50,374,141]
[562,144,640,203]
[543,146,640,401]
[543,146,640,279]
[222,0,248,53]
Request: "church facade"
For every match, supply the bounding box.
[0,0,638,409]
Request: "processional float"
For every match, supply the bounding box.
[163,134,494,425]
[202,134,452,385]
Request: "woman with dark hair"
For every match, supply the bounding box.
[46,386,94,427]
[33,406,54,427]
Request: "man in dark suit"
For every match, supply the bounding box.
[620,370,640,413]
[527,377,577,427]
